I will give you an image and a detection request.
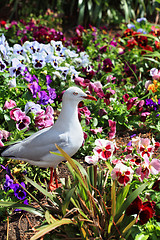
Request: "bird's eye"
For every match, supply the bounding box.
[73,92,78,95]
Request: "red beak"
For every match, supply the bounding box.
[83,95,97,101]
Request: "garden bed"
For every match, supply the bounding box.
[0,13,160,240]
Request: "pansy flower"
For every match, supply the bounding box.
[0,58,6,72]
[34,106,54,129]
[58,67,69,80]
[126,196,155,225]
[102,58,114,73]
[10,182,27,200]
[10,108,30,130]
[108,119,116,139]
[3,174,13,192]
[139,138,154,157]
[111,163,134,186]
[93,139,116,160]
[25,102,41,114]
[3,99,16,110]
[9,58,25,77]
[28,81,41,98]
[85,154,99,165]
[32,52,46,69]
[38,91,50,105]
[0,129,11,146]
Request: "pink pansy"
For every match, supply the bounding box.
[149,158,160,175]
[123,93,129,102]
[85,154,99,165]
[141,112,150,122]
[74,77,90,88]
[3,100,16,110]
[136,100,145,112]
[106,75,116,83]
[125,154,142,165]
[136,155,160,181]
[151,137,160,151]
[90,127,103,134]
[10,108,24,121]
[111,158,122,165]
[88,81,105,98]
[108,119,116,139]
[34,106,54,129]
[93,139,116,160]
[10,108,31,130]
[111,163,134,186]
[139,138,154,157]
[0,130,10,146]
[78,106,92,125]
[127,97,138,110]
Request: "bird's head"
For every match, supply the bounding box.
[62,86,97,103]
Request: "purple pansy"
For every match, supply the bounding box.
[3,174,13,192]
[48,87,57,103]
[10,182,27,200]
[38,91,50,105]
[28,82,41,98]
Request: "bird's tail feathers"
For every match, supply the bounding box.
[0,145,9,156]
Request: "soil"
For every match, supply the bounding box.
[0,130,159,240]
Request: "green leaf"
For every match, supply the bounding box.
[116,184,130,213]
[25,176,57,202]
[135,233,149,240]
[30,218,74,240]
[0,201,44,217]
[62,187,75,214]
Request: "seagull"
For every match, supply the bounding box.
[0,86,97,191]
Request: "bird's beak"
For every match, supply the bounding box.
[83,95,97,101]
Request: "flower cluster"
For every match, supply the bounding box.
[86,137,160,186]
[126,196,155,225]
[1,165,28,204]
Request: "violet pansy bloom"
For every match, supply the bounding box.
[38,91,50,105]
[46,75,52,86]
[48,87,57,104]
[3,174,13,192]
[102,58,114,73]
[10,182,27,200]
[28,82,41,98]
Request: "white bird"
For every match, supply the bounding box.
[0,86,97,191]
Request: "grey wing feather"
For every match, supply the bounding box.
[1,128,69,161]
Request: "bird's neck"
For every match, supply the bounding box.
[54,100,80,130]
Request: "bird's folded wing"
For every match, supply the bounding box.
[2,129,69,161]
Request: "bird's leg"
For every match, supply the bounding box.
[48,167,60,191]
[54,168,59,189]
